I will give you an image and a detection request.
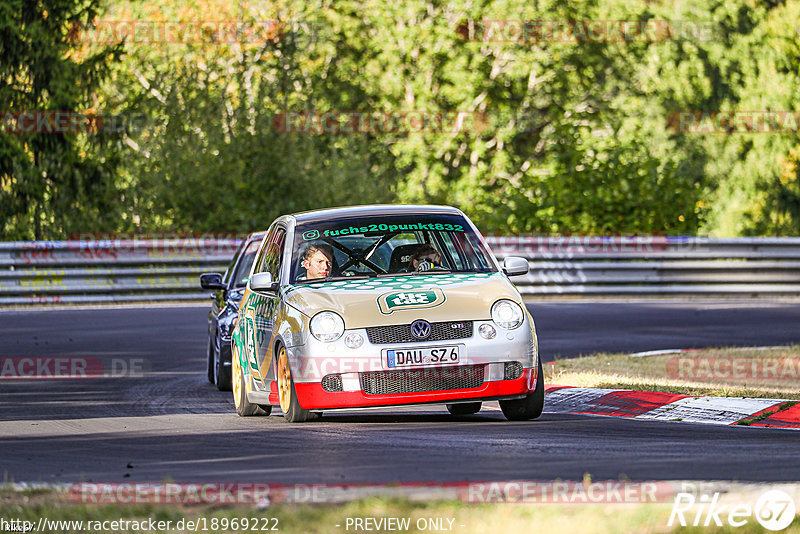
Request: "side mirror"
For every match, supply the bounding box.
[250,272,279,293]
[200,272,225,290]
[502,256,529,277]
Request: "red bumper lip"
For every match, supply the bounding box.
[282,368,537,410]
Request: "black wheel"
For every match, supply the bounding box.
[500,359,544,421]
[214,340,232,391]
[232,344,268,416]
[277,345,313,423]
[446,402,482,415]
[206,337,215,384]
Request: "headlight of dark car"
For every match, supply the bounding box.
[218,312,235,340]
[219,300,242,340]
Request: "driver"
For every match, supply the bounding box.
[408,244,442,272]
[301,243,334,279]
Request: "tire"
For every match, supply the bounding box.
[277,345,313,423]
[499,358,544,421]
[446,402,482,415]
[206,337,215,384]
[214,341,232,392]
[232,344,269,416]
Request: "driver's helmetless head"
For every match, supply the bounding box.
[302,244,333,279]
[410,244,442,271]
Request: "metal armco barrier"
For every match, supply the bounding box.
[0,240,237,305]
[2,236,800,304]
[488,236,800,296]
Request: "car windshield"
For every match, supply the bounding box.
[290,214,497,283]
[231,239,261,288]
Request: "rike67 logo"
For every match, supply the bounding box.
[377,289,445,314]
[669,489,797,531]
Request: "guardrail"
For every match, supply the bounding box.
[1,237,800,304]
[0,240,236,304]
[488,236,800,296]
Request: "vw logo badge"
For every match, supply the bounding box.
[410,319,431,340]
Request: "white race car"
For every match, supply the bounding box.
[231,205,542,422]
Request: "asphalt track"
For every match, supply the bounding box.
[1,300,800,485]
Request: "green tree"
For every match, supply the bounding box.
[96,2,399,233]
[0,0,123,239]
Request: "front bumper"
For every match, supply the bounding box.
[292,366,538,410]
[277,318,538,410]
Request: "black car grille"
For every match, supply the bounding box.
[504,361,523,380]
[366,321,473,344]
[360,365,485,395]
[321,374,343,392]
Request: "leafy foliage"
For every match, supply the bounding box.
[2,0,800,237]
[0,0,123,239]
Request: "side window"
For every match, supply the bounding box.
[256,227,286,282]
[437,235,465,270]
[254,228,275,274]
[231,239,261,288]
[266,228,286,280]
[222,242,245,285]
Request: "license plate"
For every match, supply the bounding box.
[385,345,462,368]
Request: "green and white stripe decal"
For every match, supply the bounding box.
[282,272,496,296]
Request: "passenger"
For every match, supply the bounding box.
[301,243,334,279]
[408,244,442,272]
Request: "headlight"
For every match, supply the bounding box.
[219,321,232,338]
[219,311,236,338]
[310,311,345,342]
[491,299,524,330]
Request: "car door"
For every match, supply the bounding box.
[209,240,244,354]
[243,225,287,385]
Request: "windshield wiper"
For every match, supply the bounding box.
[376,269,494,278]
[373,270,452,278]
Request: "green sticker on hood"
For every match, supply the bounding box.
[378,288,446,314]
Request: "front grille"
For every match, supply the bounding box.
[360,365,485,395]
[366,321,473,344]
[504,361,523,380]
[321,374,343,392]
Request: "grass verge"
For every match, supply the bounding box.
[3,486,800,534]
[545,345,800,400]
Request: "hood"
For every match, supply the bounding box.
[281,272,521,328]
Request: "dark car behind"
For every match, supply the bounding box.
[200,232,264,390]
